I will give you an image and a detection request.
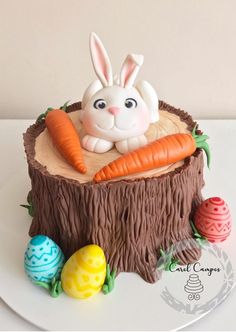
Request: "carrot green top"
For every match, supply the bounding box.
[192,126,210,168]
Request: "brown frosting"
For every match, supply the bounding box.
[23,101,203,283]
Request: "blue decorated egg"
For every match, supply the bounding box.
[24,235,65,284]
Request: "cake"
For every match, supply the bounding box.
[22,33,211,297]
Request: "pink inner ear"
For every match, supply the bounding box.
[93,39,109,82]
[121,58,136,87]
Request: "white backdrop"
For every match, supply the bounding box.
[0,0,236,119]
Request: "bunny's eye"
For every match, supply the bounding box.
[125,98,137,109]
[93,99,106,110]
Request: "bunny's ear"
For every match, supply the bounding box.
[135,80,159,123]
[120,54,144,88]
[90,32,113,87]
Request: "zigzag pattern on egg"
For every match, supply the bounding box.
[25,245,59,261]
[25,252,64,282]
[194,197,232,243]
[196,221,231,233]
[24,235,65,283]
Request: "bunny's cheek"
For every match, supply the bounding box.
[136,109,150,130]
[115,108,149,132]
[83,111,115,131]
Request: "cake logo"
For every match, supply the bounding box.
[184,274,204,300]
[159,241,235,315]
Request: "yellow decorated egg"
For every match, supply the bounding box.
[61,244,106,299]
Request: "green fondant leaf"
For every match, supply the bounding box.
[190,220,207,241]
[160,248,165,257]
[165,257,172,267]
[192,129,211,168]
[172,258,179,264]
[35,278,63,298]
[191,220,203,237]
[20,204,30,209]
[21,191,35,217]
[195,134,209,143]
[34,281,50,290]
[107,279,113,289]
[191,124,199,138]
[60,100,70,112]
[106,264,111,278]
[191,220,209,248]
[28,205,34,217]
[199,142,211,168]
[194,232,202,238]
[196,238,204,248]
[110,270,116,280]
[20,202,34,218]
[158,247,179,272]
[164,265,170,272]
[102,264,116,295]
[50,280,63,298]
[27,193,32,204]
[102,284,109,295]
[51,277,56,285]
[36,113,46,123]
[36,104,60,124]
[190,220,198,233]
[196,237,209,248]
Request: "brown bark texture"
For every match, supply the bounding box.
[23,101,203,283]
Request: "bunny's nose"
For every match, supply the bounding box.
[108,107,120,116]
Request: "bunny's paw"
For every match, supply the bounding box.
[82,135,114,153]
[115,135,147,154]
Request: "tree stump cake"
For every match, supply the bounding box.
[23,101,204,283]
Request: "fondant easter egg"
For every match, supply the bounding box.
[194,197,232,242]
[61,244,106,299]
[24,235,65,283]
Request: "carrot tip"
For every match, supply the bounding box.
[79,167,87,174]
[74,164,87,174]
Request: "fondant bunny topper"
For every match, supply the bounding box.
[80,32,159,154]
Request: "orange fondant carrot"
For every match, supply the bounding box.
[94,128,210,182]
[45,109,87,174]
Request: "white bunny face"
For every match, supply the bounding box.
[80,32,159,154]
[82,85,150,142]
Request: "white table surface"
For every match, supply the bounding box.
[0,119,236,331]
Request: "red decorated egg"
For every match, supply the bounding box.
[194,197,232,242]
